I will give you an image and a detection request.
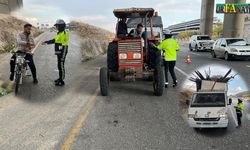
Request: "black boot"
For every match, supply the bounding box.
[173,81,178,87]
[54,78,60,83]
[9,73,14,81]
[165,82,168,88]
[33,78,38,84]
[55,80,65,86]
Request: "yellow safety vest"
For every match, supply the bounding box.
[236,103,244,111]
[157,38,180,61]
[54,31,69,46]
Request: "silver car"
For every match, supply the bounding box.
[212,38,250,61]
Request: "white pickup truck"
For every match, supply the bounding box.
[186,81,232,129]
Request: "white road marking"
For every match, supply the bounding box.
[246,65,250,68]
[229,105,238,126]
[31,33,47,54]
[175,67,189,77]
[247,114,250,120]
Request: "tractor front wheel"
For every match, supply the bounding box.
[153,66,164,96]
[107,42,118,72]
[100,67,109,96]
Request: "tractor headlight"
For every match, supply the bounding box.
[119,53,127,59]
[133,53,141,59]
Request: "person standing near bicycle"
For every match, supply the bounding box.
[9,23,38,84]
[42,19,69,86]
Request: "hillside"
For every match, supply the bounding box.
[235,91,250,101]
[0,14,42,53]
[69,21,114,61]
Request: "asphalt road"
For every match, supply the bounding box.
[0,36,250,150]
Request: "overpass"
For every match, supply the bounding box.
[166,18,220,35]
[201,0,246,38]
[0,0,23,14]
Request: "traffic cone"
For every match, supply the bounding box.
[186,54,191,64]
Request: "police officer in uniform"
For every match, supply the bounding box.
[235,99,244,127]
[152,30,180,88]
[42,19,69,86]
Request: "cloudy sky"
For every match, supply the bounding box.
[13,0,247,32]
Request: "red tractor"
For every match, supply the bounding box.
[100,8,164,96]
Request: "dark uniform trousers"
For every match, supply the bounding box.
[57,47,68,80]
[236,110,242,126]
[164,61,177,84]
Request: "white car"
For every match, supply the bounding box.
[212,38,250,61]
[189,35,214,51]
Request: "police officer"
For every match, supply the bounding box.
[235,99,244,127]
[42,19,69,86]
[152,30,180,88]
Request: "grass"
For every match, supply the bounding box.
[0,43,15,53]
[0,82,13,96]
[1,83,8,89]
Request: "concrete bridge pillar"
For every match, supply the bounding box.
[200,0,215,36]
[0,0,23,14]
[223,0,246,38]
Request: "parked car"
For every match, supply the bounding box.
[189,35,214,51]
[212,38,250,61]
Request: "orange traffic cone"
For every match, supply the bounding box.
[186,54,191,64]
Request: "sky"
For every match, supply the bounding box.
[182,64,249,96]
[13,0,250,32]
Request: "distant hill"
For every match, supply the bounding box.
[69,21,114,61]
[0,14,42,53]
[236,91,250,97]
[69,21,114,41]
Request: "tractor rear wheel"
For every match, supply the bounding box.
[107,42,118,72]
[153,66,164,96]
[100,67,109,96]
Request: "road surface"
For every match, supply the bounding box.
[0,35,249,150]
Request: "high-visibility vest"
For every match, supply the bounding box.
[54,31,69,46]
[236,103,244,111]
[157,38,180,61]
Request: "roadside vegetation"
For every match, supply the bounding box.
[0,80,13,97]
[177,22,223,41]
[178,30,201,41]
